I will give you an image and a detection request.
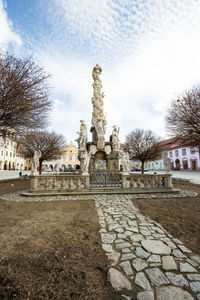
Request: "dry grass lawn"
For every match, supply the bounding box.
[0,194,122,300]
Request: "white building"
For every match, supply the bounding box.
[168,145,200,171]
[147,158,166,171]
[0,130,25,170]
[147,137,200,171]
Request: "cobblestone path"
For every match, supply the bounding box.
[95,195,200,300]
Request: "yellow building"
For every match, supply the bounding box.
[61,142,80,168]
[25,158,32,170]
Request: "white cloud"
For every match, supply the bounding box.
[50,0,200,65]
[0,0,22,49]
[13,0,200,143]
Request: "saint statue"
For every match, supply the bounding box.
[82,151,91,175]
[77,120,88,151]
[162,151,171,172]
[32,150,42,172]
[112,125,120,151]
[120,151,130,174]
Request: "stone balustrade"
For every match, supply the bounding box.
[30,173,90,192]
[30,172,172,192]
[122,173,172,189]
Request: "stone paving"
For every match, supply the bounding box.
[1,191,200,299]
[95,194,200,300]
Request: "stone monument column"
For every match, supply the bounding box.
[90,64,107,150]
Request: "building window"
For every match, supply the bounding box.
[169,151,172,158]
[190,147,196,154]
[76,156,79,160]
[10,152,12,157]
[6,151,8,156]
[69,155,72,161]
[7,140,9,146]
[13,153,15,158]
[1,151,3,156]
[175,150,179,157]
[182,148,186,156]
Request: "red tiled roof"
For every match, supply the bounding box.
[159,136,193,151]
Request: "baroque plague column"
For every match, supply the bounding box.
[29,64,173,193]
[76,64,124,175]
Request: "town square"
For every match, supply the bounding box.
[0,1,200,299]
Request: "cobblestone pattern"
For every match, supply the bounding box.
[0,189,198,202]
[95,194,200,300]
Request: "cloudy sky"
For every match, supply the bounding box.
[1,0,200,143]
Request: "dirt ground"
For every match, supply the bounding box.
[0,178,30,195]
[133,180,200,255]
[0,180,123,300]
[0,179,200,299]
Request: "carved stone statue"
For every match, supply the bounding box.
[162,151,171,172]
[32,150,42,174]
[94,160,107,170]
[91,64,106,150]
[96,118,105,150]
[90,145,97,155]
[120,151,130,174]
[92,64,102,81]
[78,120,88,152]
[82,151,91,175]
[112,125,120,151]
[105,145,111,155]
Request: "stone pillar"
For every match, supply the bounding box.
[122,175,128,188]
[30,175,38,192]
[77,177,81,189]
[167,174,173,188]
[69,178,73,189]
[61,177,66,190]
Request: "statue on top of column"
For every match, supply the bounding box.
[91,64,107,150]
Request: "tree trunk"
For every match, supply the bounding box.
[141,161,144,174]
[39,159,43,175]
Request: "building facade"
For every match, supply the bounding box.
[147,159,166,171]
[168,145,200,171]
[42,142,80,171]
[0,133,80,172]
[60,142,80,168]
[0,130,25,171]
[147,137,200,171]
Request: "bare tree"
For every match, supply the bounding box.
[125,129,162,174]
[21,131,66,173]
[166,86,200,145]
[0,51,52,136]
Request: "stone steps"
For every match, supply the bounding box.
[21,188,181,197]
